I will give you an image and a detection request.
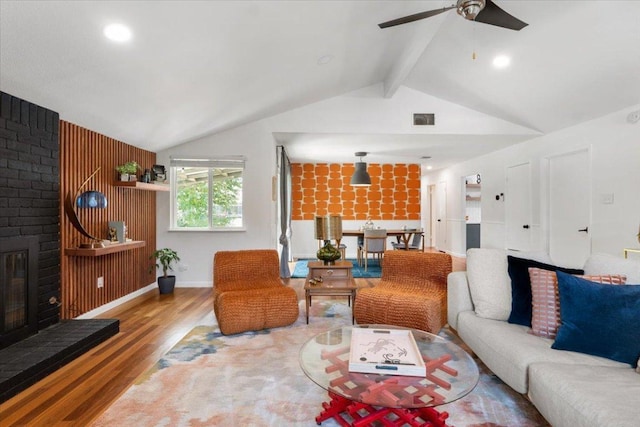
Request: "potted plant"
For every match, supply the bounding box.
[115,161,141,182]
[149,248,180,294]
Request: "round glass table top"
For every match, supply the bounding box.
[299,324,479,409]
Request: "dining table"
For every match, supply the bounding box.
[341,229,423,250]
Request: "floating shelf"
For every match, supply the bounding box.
[113,181,169,192]
[465,196,481,201]
[65,240,145,257]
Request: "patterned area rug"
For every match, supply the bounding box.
[292,259,382,278]
[91,300,549,427]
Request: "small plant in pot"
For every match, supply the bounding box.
[115,161,141,182]
[149,248,180,294]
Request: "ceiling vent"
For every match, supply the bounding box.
[413,113,435,126]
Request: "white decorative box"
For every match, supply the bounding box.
[348,328,426,377]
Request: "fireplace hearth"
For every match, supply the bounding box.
[0,236,120,404]
[0,318,119,403]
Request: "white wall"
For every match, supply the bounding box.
[156,120,278,286]
[155,79,637,284]
[155,83,536,283]
[424,105,640,261]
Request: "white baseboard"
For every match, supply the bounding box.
[76,281,212,319]
[176,281,211,288]
[76,283,156,319]
[76,281,213,319]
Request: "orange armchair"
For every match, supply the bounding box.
[354,251,452,334]
[213,249,299,335]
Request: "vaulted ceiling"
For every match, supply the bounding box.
[1,1,639,165]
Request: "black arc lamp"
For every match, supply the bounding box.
[64,167,108,248]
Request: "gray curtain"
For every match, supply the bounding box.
[278,146,292,278]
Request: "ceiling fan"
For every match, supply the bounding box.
[379,0,527,31]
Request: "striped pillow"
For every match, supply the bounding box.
[528,268,626,339]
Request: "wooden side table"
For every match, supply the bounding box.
[305,261,356,324]
[623,248,640,259]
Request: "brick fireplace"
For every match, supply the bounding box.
[0,92,120,404]
[0,91,61,349]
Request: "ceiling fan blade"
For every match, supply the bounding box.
[378,6,456,29]
[474,0,528,31]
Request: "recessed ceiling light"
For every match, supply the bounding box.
[493,55,510,69]
[104,23,132,43]
[426,165,433,170]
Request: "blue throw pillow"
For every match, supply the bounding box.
[552,271,640,366]
[507,256,583,326]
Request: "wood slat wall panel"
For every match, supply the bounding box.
[60,121,158,319]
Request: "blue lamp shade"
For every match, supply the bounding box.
[76,191,108,209]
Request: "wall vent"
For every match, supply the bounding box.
[413,113,435,126]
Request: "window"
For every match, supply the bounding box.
[170,157,244,230]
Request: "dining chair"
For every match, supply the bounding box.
[391,232,423,251]
[338,242,347,260]
[360,229,387,271]
[355,235,365,266]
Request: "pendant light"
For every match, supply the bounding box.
[350,152,371,187]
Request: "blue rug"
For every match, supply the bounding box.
[292,259,381,278]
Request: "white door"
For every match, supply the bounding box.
[549,149,591,267]
[435,181,447,250]
[428,184,436,248]
[506,163,531,251]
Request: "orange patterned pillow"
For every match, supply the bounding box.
[528,268,626,339]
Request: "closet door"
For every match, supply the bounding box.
[548,149,591,268]
[435,181,447,251]
[506,163,531,251]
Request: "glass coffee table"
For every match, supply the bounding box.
[299,325,479,426]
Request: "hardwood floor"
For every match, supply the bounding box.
[0,250,465,426]
[0,288,214,426]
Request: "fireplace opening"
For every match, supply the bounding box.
[0,236,39,350]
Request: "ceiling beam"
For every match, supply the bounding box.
[382,15,448,99]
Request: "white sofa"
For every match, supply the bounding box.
[447,249,640,427]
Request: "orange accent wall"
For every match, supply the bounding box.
[292,163,421,220]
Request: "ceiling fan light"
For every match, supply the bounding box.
[457,0,485,20]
